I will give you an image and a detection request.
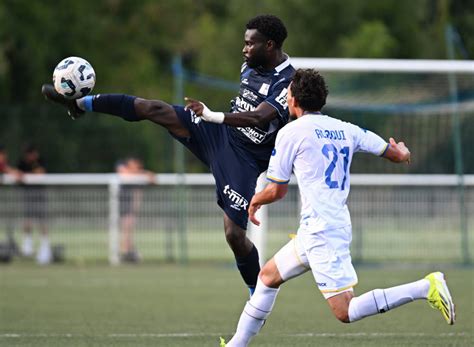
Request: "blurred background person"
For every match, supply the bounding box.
[0,145,22,258]
[17,144,51,264]
[0,145,22,181]
[116,157,155,263]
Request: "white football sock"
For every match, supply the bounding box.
[36,236,52,265]
[21,234,33,256]
[227,278,280,347]
[348,279,430,322]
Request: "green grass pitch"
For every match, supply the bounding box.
[0,263,472,346]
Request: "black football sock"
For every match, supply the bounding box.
[82,94,140,121]
[235,245,260,294]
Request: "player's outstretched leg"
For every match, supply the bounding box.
[344,272,455,325]
[41,84,189,137]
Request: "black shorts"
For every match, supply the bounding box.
[22,187,47,220]
[119,186,134,216]
[171,106,262,230]
[119,185,144,216]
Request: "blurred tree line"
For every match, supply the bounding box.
[0,0,472,172]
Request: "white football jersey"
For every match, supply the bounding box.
[267,113,388,232]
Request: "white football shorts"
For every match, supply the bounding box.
[274,225,358,299]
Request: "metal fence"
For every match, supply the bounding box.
[0,174,472,265]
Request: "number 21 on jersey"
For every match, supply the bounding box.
[322,144,349,190]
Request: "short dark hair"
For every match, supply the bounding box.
[246,15,287,48]
[290,69,329,112]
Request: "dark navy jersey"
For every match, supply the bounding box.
[227,57,295,164]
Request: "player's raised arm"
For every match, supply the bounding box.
[184,97,278,128]
[248,182,288,226]
[382,137,411,164]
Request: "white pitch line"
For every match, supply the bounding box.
[0,332,469,338]
[109,333,220,337]
[0,333,74,338]
[288,332,468,337]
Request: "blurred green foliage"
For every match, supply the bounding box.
[0,0,472,172]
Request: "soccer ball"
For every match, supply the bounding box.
[53,57,96,99]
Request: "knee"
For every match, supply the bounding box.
[259,266,272,284]
[224,227,245,250]
[327,292,353,323]
[334,309,350,323]
[259,266,282,288]
[136,98,171,120]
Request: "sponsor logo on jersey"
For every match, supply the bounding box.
[275,88,288,109]
[237,126,267,144]
[242,89,258,102]
[234,96,257,112]
[223,185,248,211]
[258,83,270,96]
[317,282,327,287]
[241,78,249,85]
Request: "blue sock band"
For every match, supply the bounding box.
[91,94,139,122]
[83,95,94,112]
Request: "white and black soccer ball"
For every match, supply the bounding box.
[53,56,96,99]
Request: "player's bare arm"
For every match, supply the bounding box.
[383,137,411,164]
[248,182,288,226]
[184,97,278,128]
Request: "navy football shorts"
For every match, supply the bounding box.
[170,105,261,230]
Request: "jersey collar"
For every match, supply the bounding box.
[274,53,291,73]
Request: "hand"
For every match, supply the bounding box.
[184,97,204,116]
[389,137,411,164]
[184,97,225,124]
[248,201,262,226]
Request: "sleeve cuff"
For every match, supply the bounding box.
[379,143,390,157]
[267,176,290,184]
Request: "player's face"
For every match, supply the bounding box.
[242,29,268,68]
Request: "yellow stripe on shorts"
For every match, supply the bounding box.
[319,281,358,293]
[289,233,310,270]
